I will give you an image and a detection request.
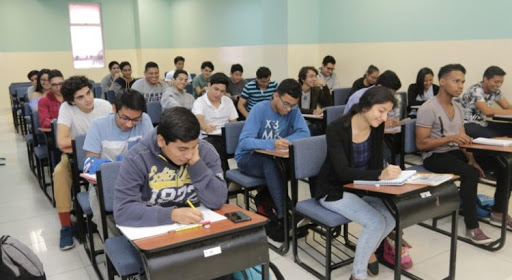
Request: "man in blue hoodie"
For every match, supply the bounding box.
[114,107,228,227]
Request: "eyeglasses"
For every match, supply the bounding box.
[51,83,63,88]
[278,95,298,110]
[117,112,142,124]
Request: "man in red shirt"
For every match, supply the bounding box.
[38,69,64,128]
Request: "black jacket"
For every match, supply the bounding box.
[298,85,332,114]
[407,83,439,113]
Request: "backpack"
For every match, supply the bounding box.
[233,263,284,280]
[254,189,284,242]
[0,235,46,280]
[476,193,494,218]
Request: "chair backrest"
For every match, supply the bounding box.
[72,134,87,171]
[16,86,30,102]
[401,119,417,154]
[190,73,197,80]
[31,110,45,146]
[185,83,193,94]
[97,161,122,213]
[146,102,162,126]
[92,83,102,98]
[105,90,115,104]
[223,121,245,156]
[398,91,407,120]
[325,105,346,125]
[333,87,351,106]
[9,82,31,95]
[290,135,327,180]
[245,78,256,83]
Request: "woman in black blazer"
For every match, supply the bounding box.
[407,67,439,116]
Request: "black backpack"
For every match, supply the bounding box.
[0,235,46,280]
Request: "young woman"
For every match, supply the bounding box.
[407,67,439,116]
[29,68,51,110]
[315,86,399,280]
[350,65,380,95]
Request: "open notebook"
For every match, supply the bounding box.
[354,170,417,186]
[117,205,227,240]
[473,137,512,147]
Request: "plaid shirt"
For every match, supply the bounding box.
[38,91,63,128]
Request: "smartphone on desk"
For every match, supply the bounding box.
[225,211,251,223]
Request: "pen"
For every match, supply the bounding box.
[186,199,196,209]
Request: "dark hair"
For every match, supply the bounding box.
[322,55,336,66]
[145,61,159,72]
[256,66,271,79]
[209,72,229,87]
[114,89,147,112]
[108,61,120,70]
[230,64,243,74]
[157,107,200,144]
[120,61,131,70]
[173,69,189,79]
[415,67,434,99]
[48,69,63,82]
[298,66,318,85]
[483,66,506,79]
[61,76,93,105]
[27,70,39,80]
[201,61,214,71]
[174,56,185,64]
[363,65,379,78]
[276,78,301,99]
[344,86,397,125]
[376,70,401,91]
[438,64,466,80]
[35,68,51,92]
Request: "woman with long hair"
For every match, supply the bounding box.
[407,67,439,116]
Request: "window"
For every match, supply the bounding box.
[68,3,105,69]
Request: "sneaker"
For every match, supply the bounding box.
[367,261,379,277]
[59,226,75,250]
[489,213,512,230]
[466,228,493,245]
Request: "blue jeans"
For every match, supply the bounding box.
[237,152,286,218]
[320,193,395,279]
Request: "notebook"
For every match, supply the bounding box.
[472,137,512,147]
[354,170,417,186]
[408,173,453,186]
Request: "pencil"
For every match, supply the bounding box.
[186,199,196,209]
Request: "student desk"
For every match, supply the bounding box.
[131,204,270,280]
[492,114,512,122]
[302,113,324,120]
[344,180,460,280]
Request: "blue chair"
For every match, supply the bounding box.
[105,90,115,104]
[290,136,355,280]
[333,88,350,106]
[324,105,346,126]
[30,110,52,202]
[97,162,143,280]
[245,78,256,84]
[400,119,430,172]
[146,102,162,126]
[92,83,103,99]
[185,83,193,95]
[23,103,35,174]
[9,82,31,133]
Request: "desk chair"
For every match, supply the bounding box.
[23,103,35,174]
[290,136,355,280]
[71,135,104,280]
[105,90,115,104]
[185,83,193,95]
[333,88,350,106]
[146,102,162,127]
[15,86,30,135]
[397,91,407,120]
[30,110,53,203]
[324,105,346,126]
[9,82,31,133]
[400,119,430,172]
[92,83,103,99]
[97,162,143,280]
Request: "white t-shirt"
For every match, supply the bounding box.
[57,98,112,138]
[164,70,193,83]
[192,94,238,134]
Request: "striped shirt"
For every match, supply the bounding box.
[240,80,278,112]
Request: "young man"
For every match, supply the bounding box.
[100,61,120,94]
[38,69,64,128]
[237,66,279,118]
[27,69,39,97]
[235,79,310,240]
[164,56,193,86]
[227,64,246,98]
[192,61,214,98]
[317,55,340,91]
[113,107,227,227]
[83,89,154,232]
[131,61,167,102]
[416,64,509,244]
[53,76,112,250]
[459,66,512,138]
[161,70,195,110]
[192,72,238,172]
[113,61,137,94]
[298,66,332,135]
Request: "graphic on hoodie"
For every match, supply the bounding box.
[261,120,281,139]
[146,164,197,207]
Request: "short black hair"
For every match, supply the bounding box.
[376,70,401,91]
[157,107,200,144]
[145,61,159,72]
[173,69,189,80]
[27,70,39,80]
[483,66,506,79]
[256,66,271,79]
[35,69,51,92]
[438,64,466,80]
[209,72,229,87]
[298,66,318,85]
[230,64,243,74]
[322,55,336,66]
[61,76,93,105]
[120,61,131,70]
[276,78,301,99]
[48,69,63,82]
[174,56,185,64]
[108,61,119,70]
[201,61,214,71]
[114,89,147,112]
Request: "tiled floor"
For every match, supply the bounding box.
[2,106,512,280]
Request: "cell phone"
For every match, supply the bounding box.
[225,211,251,223]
